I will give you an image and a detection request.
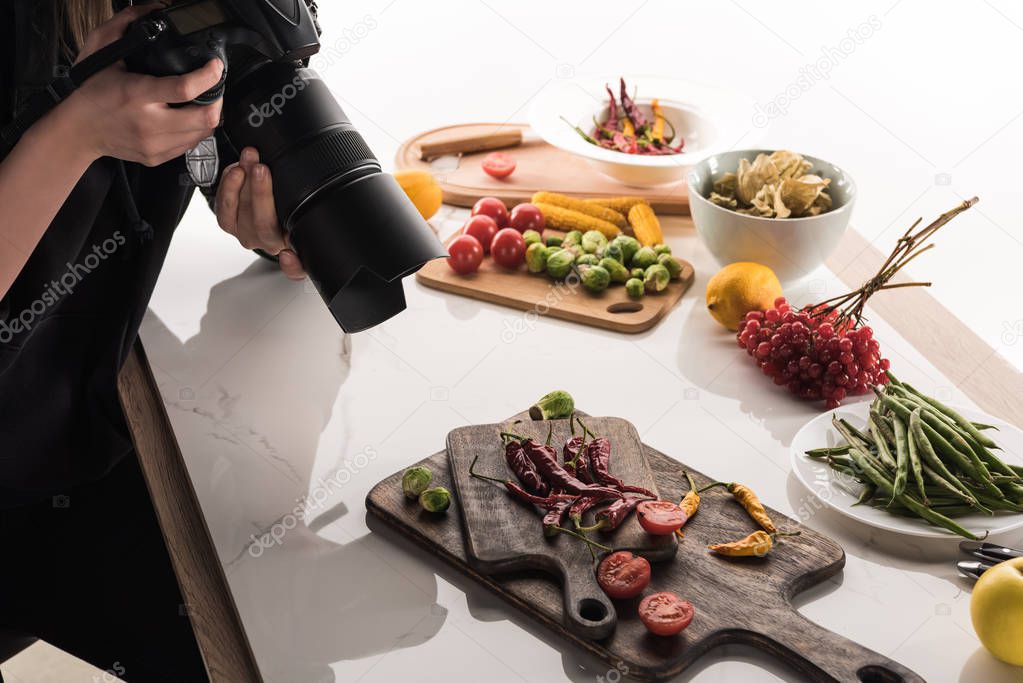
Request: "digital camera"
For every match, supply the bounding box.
[125,0,445,333]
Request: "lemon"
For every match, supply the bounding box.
[394,169,443,220]
[705,262,783,331]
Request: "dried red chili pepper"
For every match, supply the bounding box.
[576,425,656,499]
[542,499,574,537]
[470,453,573,507]
[567,488,622,528]
[580,494,650,532]
[505,433,623,499]
[619,77,647,131]
[505,439,548,496]
[604,84,621,132]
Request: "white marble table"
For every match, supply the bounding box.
[142,1,1023,681]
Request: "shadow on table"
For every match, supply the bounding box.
[960,647,1023,683]
[142,259,447,683]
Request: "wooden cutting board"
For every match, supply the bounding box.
[446,416,676,640]
[366,411,925,683]
[415,231,695,334]
[394,123,690,214]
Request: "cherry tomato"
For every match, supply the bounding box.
[490,228,526,269]
[639,592,694,636]
[462,214,499,253]
[472,196,509,228]
[596,551,651,600]
[446,234,484,275]
[509,203,545,234]
[481,152,517,179]
[636,501,686,535]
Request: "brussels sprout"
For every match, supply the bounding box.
[579,264,610,293]
[525,242,549,273]
[581,230,608,254]
[658,253,683,279]
[529,390,575,420]
[625,278,645,299]
[603,242,625,263]
[653,243,672,256]
[644,263,670,293]
[522,230,543,248]
[576,253,599,266]
[402,466,433,500]
[562,230,583,247]
[631,246,658,269]
[545,249,575,279]
[419,487,451,513]
[545,235,563,248]
[613,235,641,264]
[631,267,645,279]
[599,257,630,284]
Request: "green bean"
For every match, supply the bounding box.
[975,442,1022,480]
[846,444,982,539]
[998,481,1023,503]
[910,409,984,509]
[833,418,891,474]
[922,410,995,483]
[900,381,999,450]
[853,483,877,507]
[972,421,999,431]
[905,416,929,503]
[868,414,898,470]
[918,421,1001,498]
[890,412,910,502]
[805,445,852,458]
[838,418,873,449]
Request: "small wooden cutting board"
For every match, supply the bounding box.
[395,123,691,214]
[446,416,676,640]
[416,231,695,334]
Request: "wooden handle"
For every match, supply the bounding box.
[417,129,523,160]
[558,559,617,640]
[748,611,925,682]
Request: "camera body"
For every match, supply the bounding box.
[124,0,445,333]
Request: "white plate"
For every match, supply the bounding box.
[790,403,1023,539]
[527,76,753,187]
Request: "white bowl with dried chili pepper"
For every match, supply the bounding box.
[528,76,753,187]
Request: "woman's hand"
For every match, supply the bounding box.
[215,147,307,280]
[62,4,225,166]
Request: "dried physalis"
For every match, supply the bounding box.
[707,150,832,218]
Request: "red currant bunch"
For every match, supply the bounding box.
[736,297,891,409]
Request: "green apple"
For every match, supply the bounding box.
[972,557,1023,666]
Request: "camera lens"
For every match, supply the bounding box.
[222,63,445,332]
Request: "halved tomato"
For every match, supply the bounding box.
[596,551,650,600]
[481,152,517,179]
[639,592,694,636]
[636,500,686,535]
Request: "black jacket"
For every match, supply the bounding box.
[0,1,201,503]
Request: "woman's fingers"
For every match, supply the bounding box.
[215,164,245,235]
[277,250,307,281]
[149,98,222,135]
[138,59,224,105]
[249,164,285,253]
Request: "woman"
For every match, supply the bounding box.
[0,1,309,679]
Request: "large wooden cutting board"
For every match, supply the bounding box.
[447,417,676,640]
[416,231,695,334]
[366,412,925,683]
[395,123,690,214]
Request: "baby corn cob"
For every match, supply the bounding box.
[533,203,621,239]
[628,202,664,246]
[531,191,628,230]
[585,196,650,214]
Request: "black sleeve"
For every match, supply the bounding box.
[198,0,322,212]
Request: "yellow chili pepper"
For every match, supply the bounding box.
[651,98,665,142]
[675,472,700,540]
[622,117,635,138]
[699,481,777,533]
[709,530,774,557]
[708,530,801,557]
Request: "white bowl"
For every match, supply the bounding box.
[687,150,856,283]
[528,77,753,187]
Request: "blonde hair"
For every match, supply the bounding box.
[61,0,113,56]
